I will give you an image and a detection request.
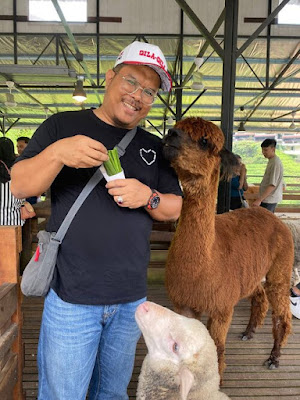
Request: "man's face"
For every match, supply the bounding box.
[101,64,160,129]
[17,140,28,155]
[261,145,275,159]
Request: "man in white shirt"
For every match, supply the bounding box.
[252,138,284,213]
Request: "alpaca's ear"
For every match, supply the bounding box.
[219,148,239,181]
[178,366,195,400]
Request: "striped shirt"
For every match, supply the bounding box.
[0,180,24,225]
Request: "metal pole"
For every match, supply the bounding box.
[236,0,291,57]
[13,0,17,64]
[174,0,224,59]
[175,10,184,121]
[96,0,100,87]
[217,0,239,214]
[266,0,272,87]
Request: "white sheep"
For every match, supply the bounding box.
[135,301,230,400]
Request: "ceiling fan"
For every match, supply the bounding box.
[4,80,17,107]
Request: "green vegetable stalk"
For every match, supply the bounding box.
[103,148,123,176]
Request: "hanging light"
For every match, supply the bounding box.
[72,76,87,103]
[237,121,246,131]
[289,112,296,130]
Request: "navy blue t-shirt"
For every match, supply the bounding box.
[17,109,182,305]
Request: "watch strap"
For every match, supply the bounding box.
[146,189,159,210]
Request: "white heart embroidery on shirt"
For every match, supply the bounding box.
[140,148,156,166]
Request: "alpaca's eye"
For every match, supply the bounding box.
[172,342,179,353]
[198,137,208,149]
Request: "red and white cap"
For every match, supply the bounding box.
[114,41,172,92]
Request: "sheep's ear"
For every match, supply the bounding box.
[178,366,195,400]
[219,148,239,181]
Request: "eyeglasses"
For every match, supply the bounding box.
[116,73,157,105]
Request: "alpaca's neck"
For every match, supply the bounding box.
[178,171,219,246]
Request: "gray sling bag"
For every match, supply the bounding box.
[21,127,137,297]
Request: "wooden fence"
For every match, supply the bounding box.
[0,226,24,400]
[244,183,300,212]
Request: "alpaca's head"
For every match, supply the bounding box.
[163,117,238,193]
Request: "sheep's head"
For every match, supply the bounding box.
[136,301,220,399]
[162,117,238,193]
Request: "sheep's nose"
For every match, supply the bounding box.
[139,302,150,313]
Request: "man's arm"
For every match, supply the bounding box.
[238,163,248,191]
[11,135,109,199]
[146,192,182,221]
[252,185,275,207]
[106,178,182,221]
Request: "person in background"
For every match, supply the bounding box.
[0,137,24,225]
[17,136,38,205]
[17,136,30,156]
[252,138,284,213]
[290,282,300,319]
[230,154,248,210]
[11,41,182,400]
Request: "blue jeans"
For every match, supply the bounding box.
[38,289,146,400]
[261,202,277,213]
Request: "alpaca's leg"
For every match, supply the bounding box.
[263,262,292,369]
[173,303,202,319]
[242,284,269,340]
[207,309,233,383]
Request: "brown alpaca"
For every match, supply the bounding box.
[162,117,293,381]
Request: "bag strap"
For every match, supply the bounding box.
[0,160,11,176]
[53,126,137,243]
[238,189,243,201]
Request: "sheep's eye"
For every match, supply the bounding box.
[172,342,179,353]
[198,137,208,149]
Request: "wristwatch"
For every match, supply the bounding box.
[146,189,160,210]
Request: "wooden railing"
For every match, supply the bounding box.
[244,184,300,212]
[0,226,24,400]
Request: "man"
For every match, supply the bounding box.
[11,41,182,400]
[290,282,300,319]
[252,138,284,213]
[16,136,30,155]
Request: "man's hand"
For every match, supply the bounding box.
[106,179,152,209]
[252,198,261,207]
[55,135,109,169]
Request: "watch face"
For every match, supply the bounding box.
[150,194,160,209]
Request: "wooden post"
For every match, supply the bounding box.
[0,226,24,400]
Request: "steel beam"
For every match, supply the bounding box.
[174,0,224,59]
[51,0,101,104]
[236,0,291,57]
[245,47,300,121]
[175,10,184,121]
[271,107,300,121]
[218,0,238,214]
[181,89,206,116]
[181,8,225,87]
[13,0,17,64]
[5,118,20,134]
[265,0,272,87]
[0,65,76,77]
